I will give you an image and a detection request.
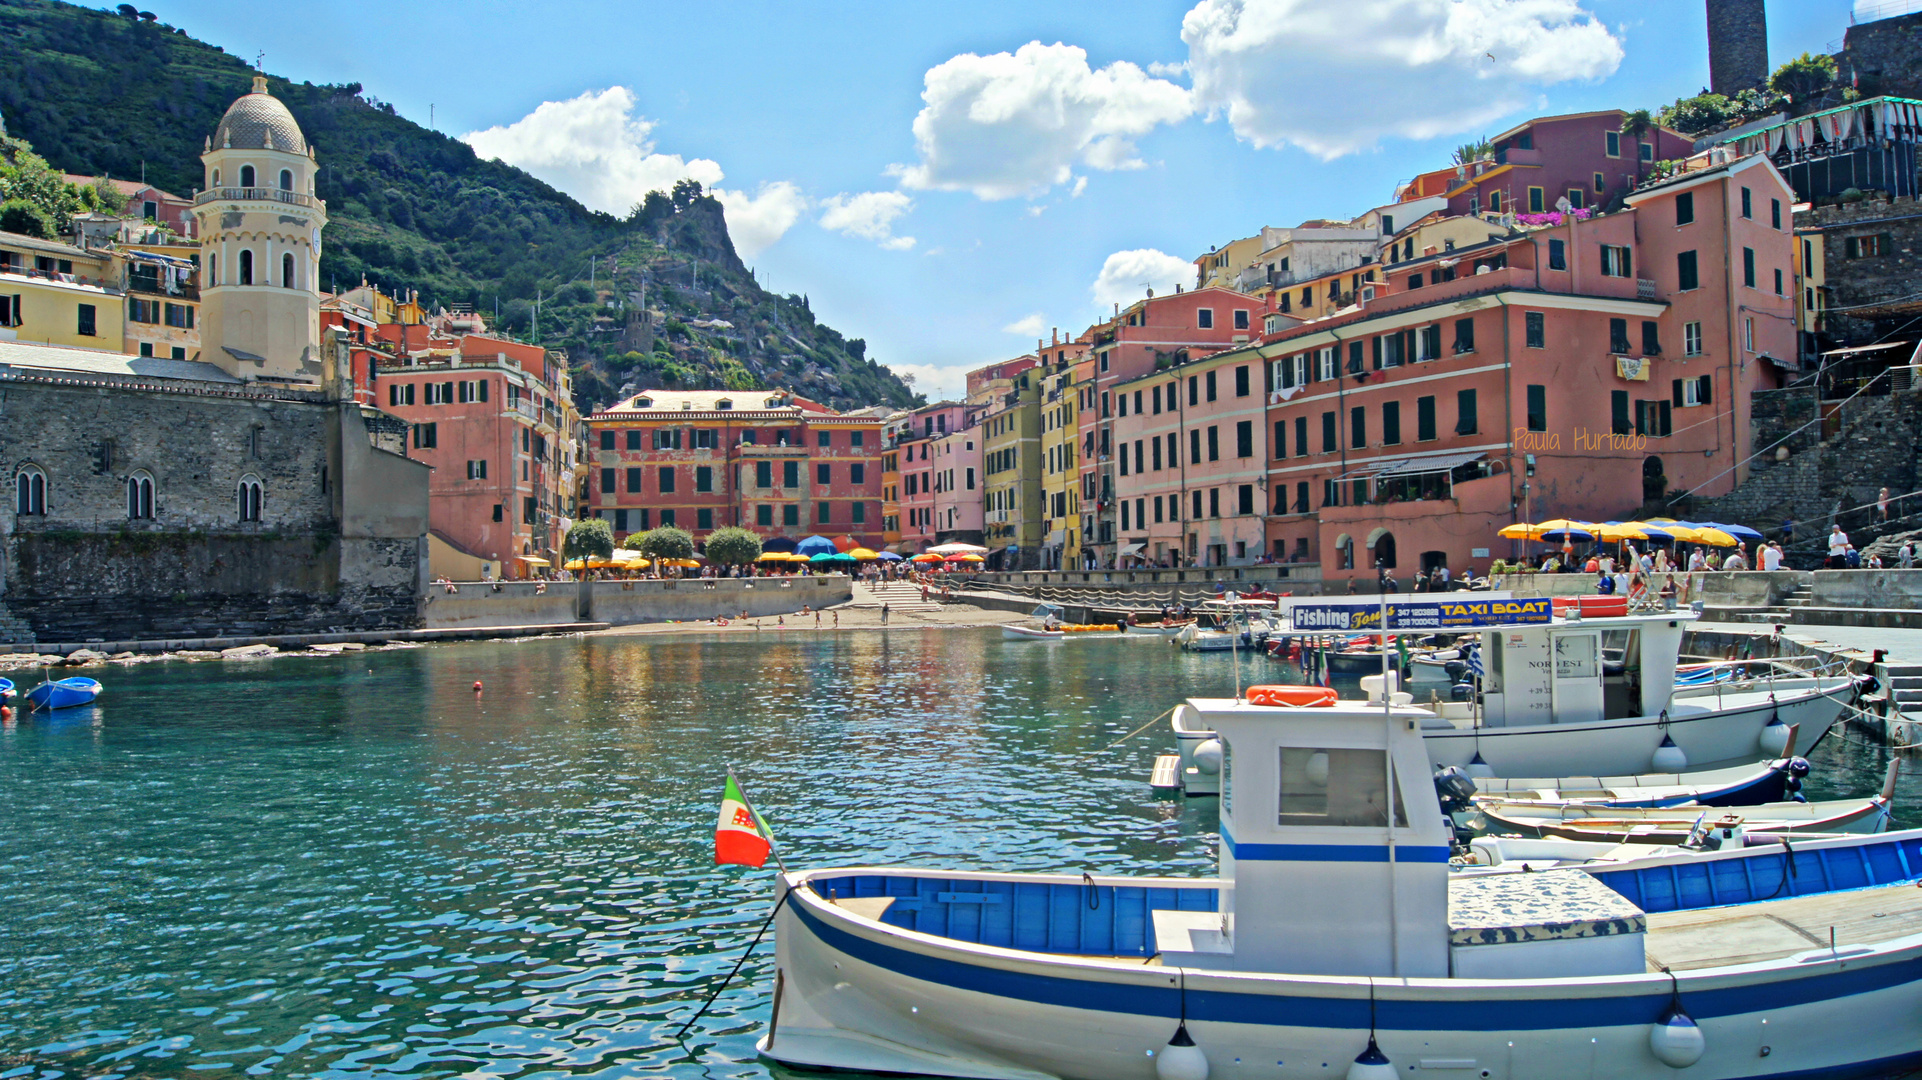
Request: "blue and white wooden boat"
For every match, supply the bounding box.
[26,676,102,710]
[762,693,1922,1079]
[0,677,13,702]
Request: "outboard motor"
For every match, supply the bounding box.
[1443,659,1468,684]
[1784,755,1810,802]
[1450,680,1475,703]
[1433,765,1480,852]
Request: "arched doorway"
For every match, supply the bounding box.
[1643,456,1665,504]
[1367,528,1397,570]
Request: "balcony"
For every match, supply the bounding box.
[126,272,198,301]
[193,187,319,209]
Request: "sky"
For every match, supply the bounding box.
[147,0,1880,401]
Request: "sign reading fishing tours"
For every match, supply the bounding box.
[1289,595,1551,632]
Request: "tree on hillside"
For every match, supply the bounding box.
[563,517,614,561]
[703,526,762,567]
[1621,109,1655,184]
[636,526,695,562]
[1770,52,1837,104]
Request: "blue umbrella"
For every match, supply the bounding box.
[1539,526,1594,543]
[875,551,903,561]
[796,535,836,556]
[1704,522,1764,543]
[762,537,799,553]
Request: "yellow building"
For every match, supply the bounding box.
[1793,225,1826,365]
[981,368,1042,570]
[120,233,201,361]
[0,230,124,350]
[1039,359,1085,570]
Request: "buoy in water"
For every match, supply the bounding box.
[1154,1023,1209,1080]
[1652,734,1688,773]
[473,681,483,692]
[1346,1036,1397,1080]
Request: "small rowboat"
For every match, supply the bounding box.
[0,677,13,701]
[26,676,102,710]
[1000,624,1064,641]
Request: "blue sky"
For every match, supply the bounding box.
[151,0,1875,400]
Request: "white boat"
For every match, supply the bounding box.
[1000,624,1064,641]
[1459,750,1811,808]
[1157,607,1861,795]
[759,694,1922,1080]
[1173,599,1279,652]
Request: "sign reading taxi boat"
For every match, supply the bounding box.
[1290,594,1551,632]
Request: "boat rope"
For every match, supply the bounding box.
[1083,871,1101,911]
[1103,706,1179,751]
[673,887,790,1041]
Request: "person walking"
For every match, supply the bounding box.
[1879,487,1893,524]
[1829,525,1850,569]
[881,603,891,625]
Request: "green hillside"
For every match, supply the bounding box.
[0,0,921,412]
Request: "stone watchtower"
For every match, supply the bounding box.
[1706,0,1769,98]
[195,75,329,382]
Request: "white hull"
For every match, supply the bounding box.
[760,867,1922,1080]
[1001,625,1064,641]
[1422,680,1852,777]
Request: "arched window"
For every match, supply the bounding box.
[127,472,154,520]
[210,168,221,187]
[1367,528,1397,570]
[239,164,256,188]
[278,169,293,191]
[15,465,46,515]
[237,475,263,522]
[282,252,295,289]
[208,253,217,286]
[239,249,254,286]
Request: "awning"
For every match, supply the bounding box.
[1759,352,1799,372]
[1333,458,1409,483]
[125,250,195,268]
[1820,341,1910,357]
[1375,452,1486,479]
[1117,542,1146,556]
[517,556,551,566]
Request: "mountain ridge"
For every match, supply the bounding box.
[0,0,922,413]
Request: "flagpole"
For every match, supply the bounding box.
[727,768,789,875]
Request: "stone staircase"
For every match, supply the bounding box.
[0,599,35,646]
[848,581,946,613]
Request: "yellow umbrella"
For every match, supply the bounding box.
[1497,523,1538,540]
[1593,523,1651,542]
[757,552,791,562]
[664,558,702,568]
[564,558,589,571]
[951,553,986,562]
[847,547,879,560]
[1692,528,1738,547]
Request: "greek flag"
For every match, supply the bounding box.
[1465,643,1484,677]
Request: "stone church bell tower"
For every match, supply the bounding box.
[195,76,329,382]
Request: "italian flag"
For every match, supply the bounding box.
[714,773,774,868]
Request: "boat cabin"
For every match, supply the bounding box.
[1473,614,1685,727]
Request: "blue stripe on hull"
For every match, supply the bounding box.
[1221,829,1451,863]
[790,897,1922,1032]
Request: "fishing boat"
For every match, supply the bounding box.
[1173,599,1280,652]
[25,676,101,710]
[1459,748,1811,808]
[1000,624,1065,641]
[1172,599,1861,787]
[759,693,1922,1080]
[0,676,13,703]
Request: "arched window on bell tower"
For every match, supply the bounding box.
[279,169,293,191]
[239,164,255,188]
[239,249,254,286]
[282,252,295,289]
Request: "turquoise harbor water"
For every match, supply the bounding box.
[0,629,1910,1079]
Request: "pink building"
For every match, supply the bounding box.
[1110,350,1271,566]
[1399,111,1697,219]
[1082,286,1278,566]
[930,422,985,545]
[1245,149,1796,582]
[895,400,981,550]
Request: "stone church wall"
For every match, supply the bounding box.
[1,376,422,641]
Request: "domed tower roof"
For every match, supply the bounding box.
[212,76,308,155]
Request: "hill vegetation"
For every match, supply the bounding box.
[0,0,920,412]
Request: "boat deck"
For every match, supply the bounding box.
[1643,883,1922,971]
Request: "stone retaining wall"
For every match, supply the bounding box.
[420,575,853,628]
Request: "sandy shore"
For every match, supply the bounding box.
[590,598,1014,637]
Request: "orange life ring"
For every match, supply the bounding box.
[1245,685,1338,708]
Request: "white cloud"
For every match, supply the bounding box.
[465,87,806,256]
[894,41,1193,200]
[463,87,722,214]
[1070,176,1089,198]
[1182,0,1624,160]
[1091,248,1196,310]
[712,181,809,260]
[1002,313,1048,337]
[886,362,974,401]
[819,191,916,250]
[1147,60,1191,78]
